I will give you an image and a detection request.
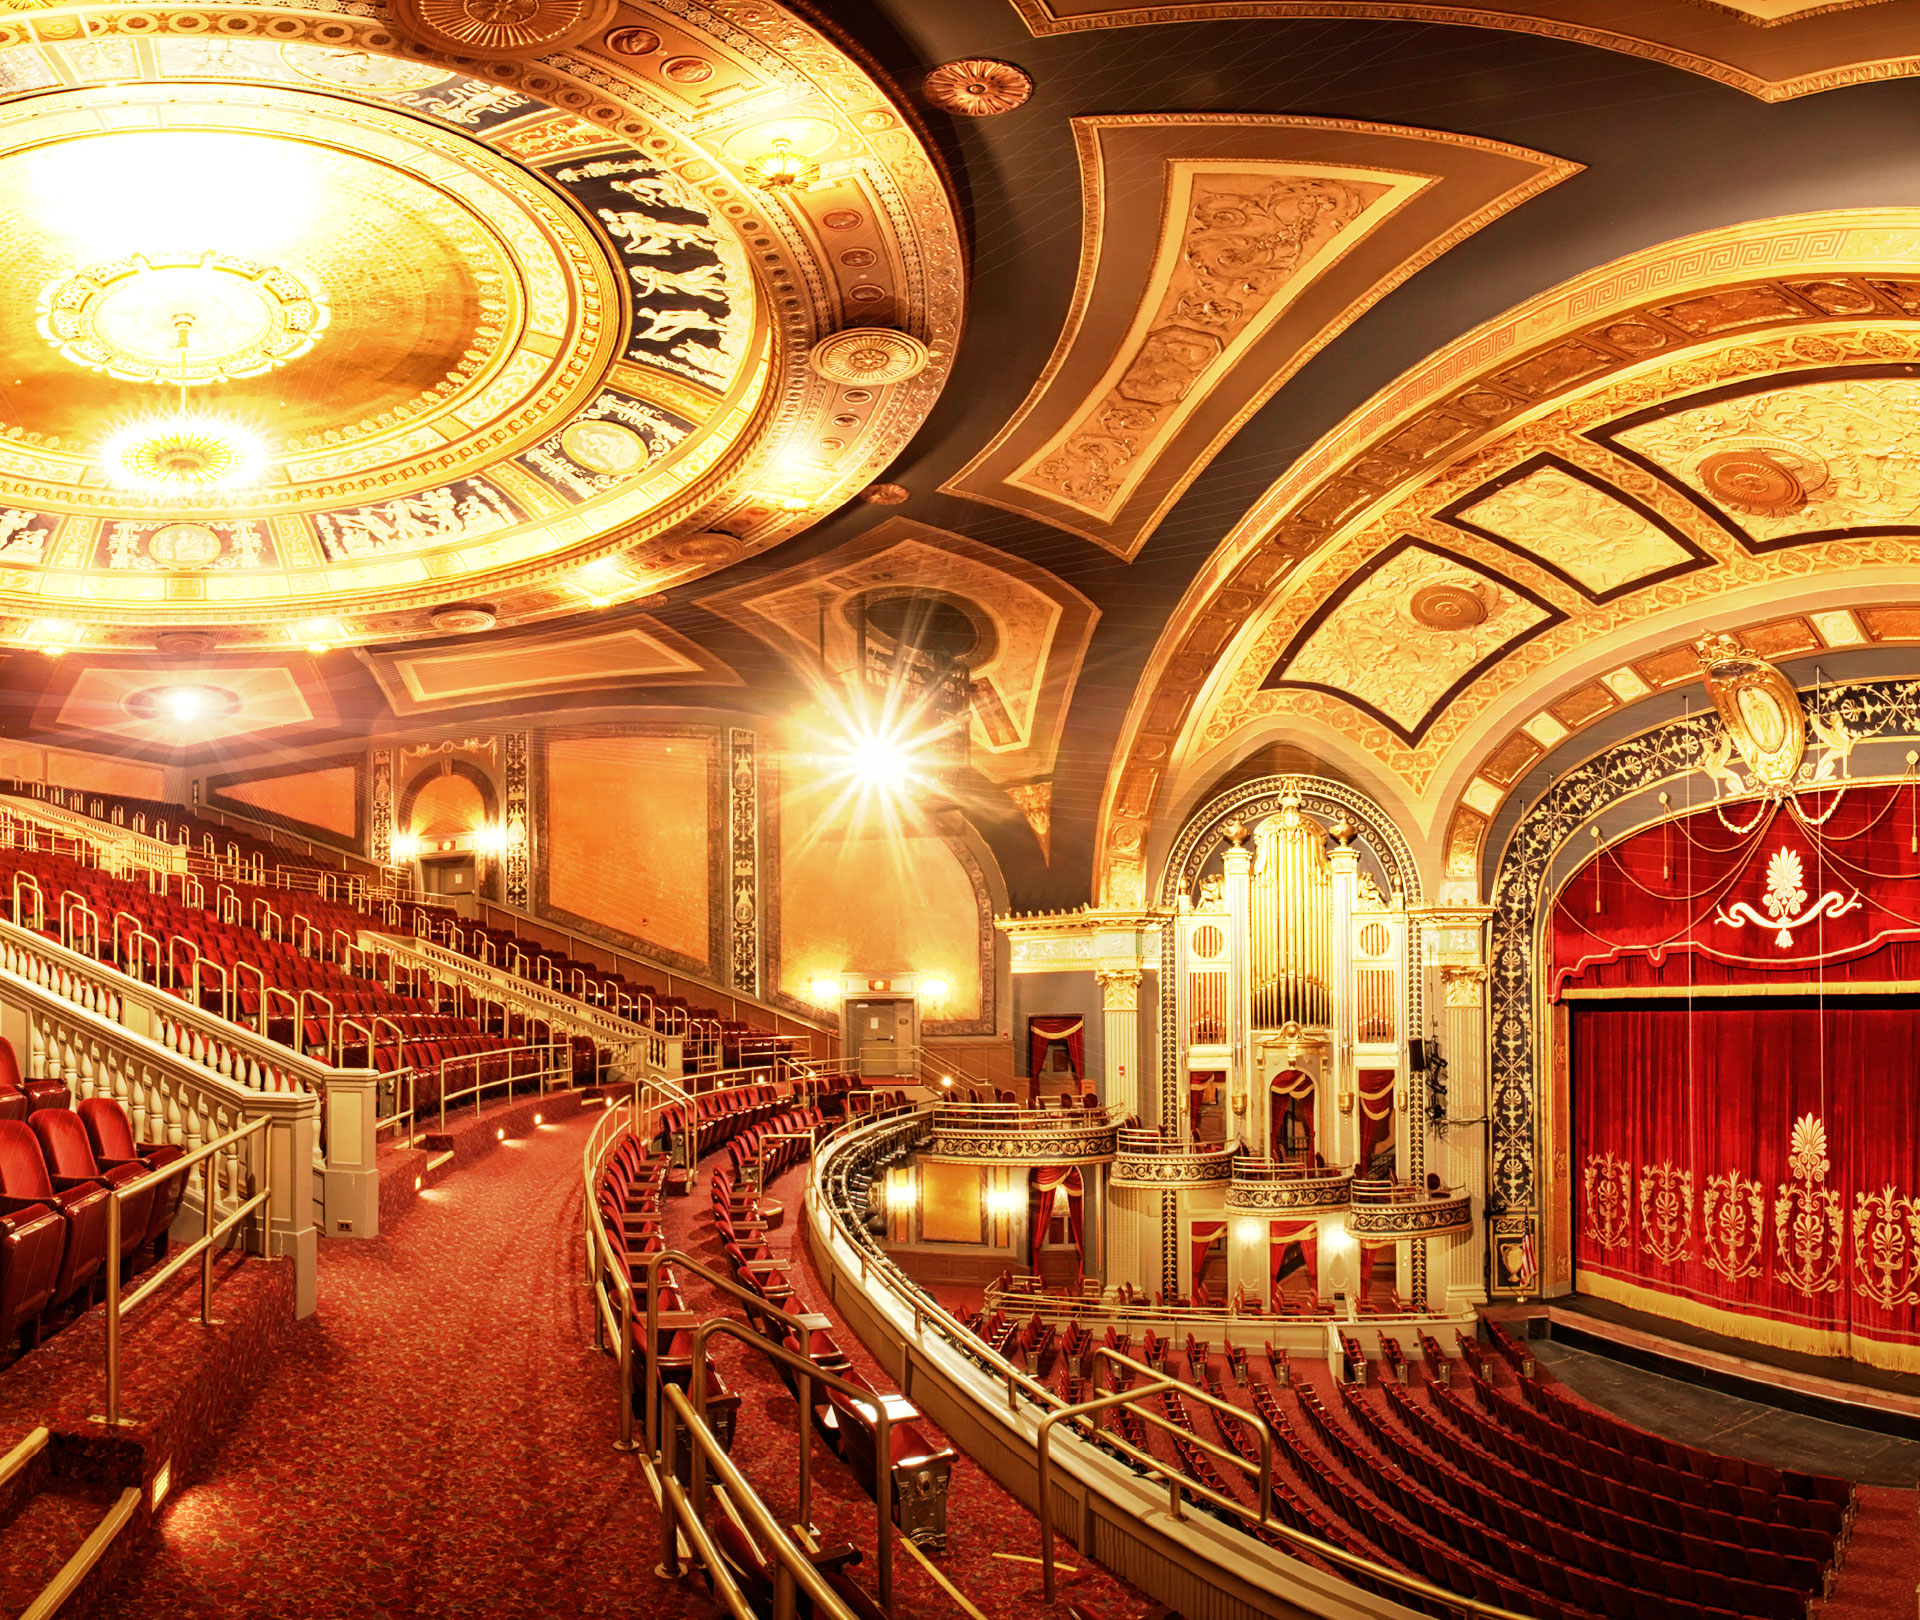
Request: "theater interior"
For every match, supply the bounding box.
[0,2,1919,1617]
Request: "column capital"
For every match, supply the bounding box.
[1094,966,1142,1010]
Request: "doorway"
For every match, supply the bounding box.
[846,996,916,1078]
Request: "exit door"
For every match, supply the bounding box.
[847,997,916,1078]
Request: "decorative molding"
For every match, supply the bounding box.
[1350,1194,1473,1239]
[729,728,759,996]
[1112,1149,1235,1188]
[1227,1170,1353,1211]
[370,747,394,868]
[942,114,1577,558]
[502,730,530,909]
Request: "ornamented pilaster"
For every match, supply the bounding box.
[1094,966,1142,1119]
[370,748,393,866]
[1415,905,1494,1311]
[502,731,530,909]
[729,729,759,996]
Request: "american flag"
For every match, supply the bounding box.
[1518,1224,1537,1287]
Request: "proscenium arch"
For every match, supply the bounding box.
[1485,673,1920,1298]
[1095,208,1920,911]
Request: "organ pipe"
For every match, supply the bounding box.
[1249,798,1331,1029]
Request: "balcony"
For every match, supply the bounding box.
[1348,1177,1473,1240]
[923,1101,1121,1165]
[1109,1129,1235,1188]
[1226,1158,1353,1213]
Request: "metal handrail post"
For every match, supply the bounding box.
[1035,1380,1181,1603]
[200,1155,215,1322]
[103,1196,122,1424]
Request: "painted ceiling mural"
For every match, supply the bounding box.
[11,0,1920,922]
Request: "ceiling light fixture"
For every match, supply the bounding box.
[100,311,266,495]
[742,137,819,192]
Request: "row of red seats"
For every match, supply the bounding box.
[16,784,336,883]
[0,1092,184,1355]
[1378,1382,1825,1600]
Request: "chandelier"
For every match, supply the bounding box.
[100,310,266,495]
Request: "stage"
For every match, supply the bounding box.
[1523,1293,1920,1441]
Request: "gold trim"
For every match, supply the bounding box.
[1006,2,1920,104]
[941,114,1577,559]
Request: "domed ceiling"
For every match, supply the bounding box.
[0,8,960,653]
[19,0,1920,919]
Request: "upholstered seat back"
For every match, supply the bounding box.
[30,1109,100,1181]
[0,1119,55,1199]
[76,1098,137,1161]
[0,1038,19,1092]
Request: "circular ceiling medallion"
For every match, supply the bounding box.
[807,328,931,387]
[603,25,660,55]
[153,630,216,656]
[103,414,265,493]
[1697,443,1823,515]
[923,58,1033,117]
[1409,583,1489,630]
[432,603,497,632]
[388,0,617,57]
[39,253,328,385]
[147,522,223,568]
[670,532,743,567]
[561,419,648,476]
[859,482,909,505]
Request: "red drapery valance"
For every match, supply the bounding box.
[1270,1068,1315,1161]
[1358,1068,1395,1167]
[1269,1218,1318,1295]
[1190,1220,1226,1301]
[1027,1165,1083,1273]
[1026,1016,1085,1090]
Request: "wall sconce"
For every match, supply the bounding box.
[920,976,950,1004]
[1323,1219,1354,1257]
[1234,1217,1265,1248]
[808,975,840,1005]
[1337,1085,1354,1115]
[471,823,506,854]
[390,833,421,863]
[986,1186,1024,1219]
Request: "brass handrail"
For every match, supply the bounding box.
[17,1486,142,1620]
[657,1384,860,1620]
[101,1113,273,1426]
[583,1089,886,1618]
[0,1425,48,1492]
[812,1106,1537,1620]
[433,1040,573,1134]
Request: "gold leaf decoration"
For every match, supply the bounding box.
[1581,1151,1632,1252]
[1638,1161,1694,1267]
[1702,1169,1764,1281]
[1774,1112,1843,1298]
[1853,1185,1920,1311]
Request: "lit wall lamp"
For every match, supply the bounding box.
[1234,1217,1265,1248]
[920,976,950,1006]
[808,975,841,1006]
[390,832,421,862]
[471,823,506,854]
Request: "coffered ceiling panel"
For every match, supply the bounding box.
[941,115,1575,558]
[50,662,321,745]
[1441,456,1707,601]
[1262,539,1558,743]
[1009,2,1917,101]
[1602,372,1920,549]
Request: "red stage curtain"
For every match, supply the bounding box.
[1271,1068,1315,1160]
[1189,1070,1223,1136]
[1190,1220,1226,1299]
[1026,1016,1085,1091]
[1571,1002,1920,1370]
[1357,1068,1395,1166]
[1026,1165,1083,1271]
[1269,1218,1318,1295]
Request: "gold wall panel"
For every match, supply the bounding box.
[942,115,1575,559]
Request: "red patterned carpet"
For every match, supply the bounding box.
[95,1109,719,1620]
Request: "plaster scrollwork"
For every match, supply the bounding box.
[1095,967,1142,1011]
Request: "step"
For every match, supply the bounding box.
[0,1480,130,1616]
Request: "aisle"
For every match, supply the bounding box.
[98,1114,716,1620]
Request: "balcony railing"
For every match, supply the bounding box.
[1110,1130,1236,1188]
[1349,1177,1473,1239]
[924,1100,1123,1164]
[1227,1158,1354,1212]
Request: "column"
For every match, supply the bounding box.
[1222,825,1253,1149]
[1440,962,1491,1311]
[1325,827,1359,1168]
[1094,967,1142,1118]
[1081,1161,1107,1286]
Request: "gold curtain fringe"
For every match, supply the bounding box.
[1579,1270,1920,1376]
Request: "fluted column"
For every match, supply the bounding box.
[1440,963,1491,1310]
[1222,825,1253,1149]
[1094,966,1142,1119]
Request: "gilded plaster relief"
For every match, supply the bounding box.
[1446,462,1700,598]
[1009,2,1914,101]
[943,115,1575,558]
[1092,215,1920,909]
[1268,543,1553,740]
[700,520,1099,782]
[1610,375,1920,547]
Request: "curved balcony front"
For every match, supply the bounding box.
[1109,1130,1235,1188]
[1226,1158,1354,1213]
[923,1101,1120,1165]
[1349,1178,1473,1239]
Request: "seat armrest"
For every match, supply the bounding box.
[0,1193,57,1219]
[52,1173,110,1194]
[810,1544,863,1575]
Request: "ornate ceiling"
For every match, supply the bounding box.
[0,6,960,652]
[12,0,1920,918]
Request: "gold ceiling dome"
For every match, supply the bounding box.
[0,2,962,654]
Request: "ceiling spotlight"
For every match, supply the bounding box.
[162,686,206,723]
[742,136,819,192]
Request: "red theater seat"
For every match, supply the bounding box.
[0,1118,109,1311]
[0,1038,68,1114]
[77,1097,188,1255]
[30,1108,149,1265]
